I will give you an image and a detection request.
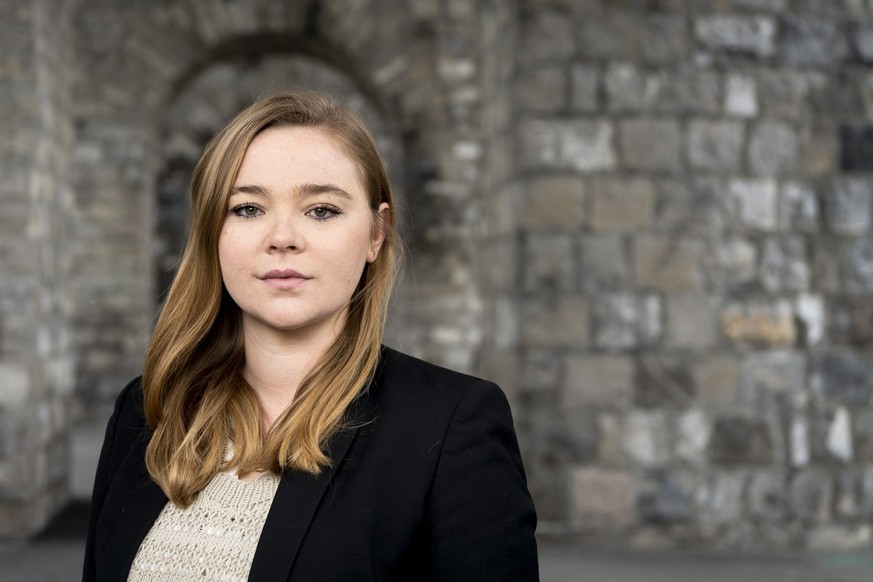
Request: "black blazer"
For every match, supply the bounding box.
[83,347,539,581]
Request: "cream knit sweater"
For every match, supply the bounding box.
[127,469,280,582]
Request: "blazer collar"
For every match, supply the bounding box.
[248,415,364,580]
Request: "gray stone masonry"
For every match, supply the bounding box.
[5,0,873,553]
[513,0,873,551]
[0,0,74,538]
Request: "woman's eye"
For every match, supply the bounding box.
[231,204,261,218]
[309,206,341,220]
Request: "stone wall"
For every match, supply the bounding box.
[3,0,873,550]
[0,0,74,537]
[515,0,873,549]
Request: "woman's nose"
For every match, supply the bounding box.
[267,215,304,252]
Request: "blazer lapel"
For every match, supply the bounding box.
[248,395,372,581]
[98,434,169,582]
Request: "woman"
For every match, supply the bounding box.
[83,89,538,581]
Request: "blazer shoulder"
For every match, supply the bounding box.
[376,346,501,405]
[115,376,147,427]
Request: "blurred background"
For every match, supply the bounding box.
[3,0,873,576]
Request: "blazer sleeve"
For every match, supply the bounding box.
[426,380,539,581]
[82,378,140,582]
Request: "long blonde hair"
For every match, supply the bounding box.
[143,90,400,507]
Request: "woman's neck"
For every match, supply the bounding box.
[241,319,340,430]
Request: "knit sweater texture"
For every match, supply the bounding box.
[127,469,280,582]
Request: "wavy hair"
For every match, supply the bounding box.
[143,90,400,507]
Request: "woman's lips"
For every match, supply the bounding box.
[260,269,311,290]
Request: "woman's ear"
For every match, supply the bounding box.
[368,202,390,263]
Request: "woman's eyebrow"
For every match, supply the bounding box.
[298,183,353,199]
[229,183,353,199]
[230,184,269,197]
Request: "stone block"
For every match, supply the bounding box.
[807,72,864,119]
[520,350,561,391]
[570,467,637,528]
[859,467,873,518]
[523,175,585,229]
[790,469,832,522]
[861,73,873,120]
[623,410,671,468]
[791,413,810,467]
[604,66,720,115]
[709,415,774,464]
[812,238,842,293]
[757,69,813,120]
[855,25,873,63]
[571,65,599,112]
[725,74,758,117]
[826,296,873,345]
[619,118,682,173]
[579,13,688,65]
[694,15,776,56]
[592,293,638,349]
[715,238,758,287]
[635,354,695,409]
[759,237,810,292]
[578,235,628,292]
[748,120,798,176]
[564,410,601,464]
[747,470,790,520]
[779,181,819,232]
[639,470,696,523]
[738,349,806,406]
[698,471,745,527]
[688,120,744,172]
[828,407,854,462]
[657,69,721,114]
[729,178,779,232]
[839,125,873,172]
[597,413,623,465]
[482,238,516,292]
[563,354,633,409]
[826,178,872,235]
[657,178,728,235]
[639,295,663,346]
[842,238,873,293]
[634,235,703,292]
[799,122,838,176]
[853,410,873,461]
[795,293,824,347]
[518,9,576,64]
[675,409,712,464]
[0,361,30,406]
[807,524,872,551]
[604,63,658,112]
[810,351,871,407]
[516,64,567,113]
[519,118,616,172]
[521,296,589,347]
[589,177,655,233]
[665,293,718,350]
[523,233,575,293]
[692,355,739,406]
[833,469,860,518]
[778,17,848,67]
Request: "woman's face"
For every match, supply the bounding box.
[218,126,388,343]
